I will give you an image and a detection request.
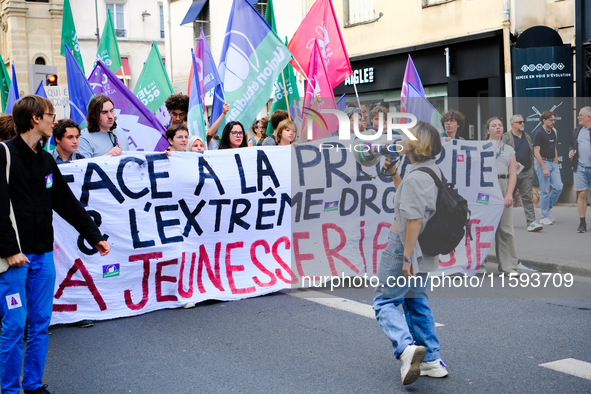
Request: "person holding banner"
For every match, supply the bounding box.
[479,117,520,276]
[276,119,296,146]
[219,121,247,149]
[440,110,465,141]
[373,121,447,386]
[166,124,189,153]
[187,135,206,152]
[0,95,110,394]
[78,95,129,158]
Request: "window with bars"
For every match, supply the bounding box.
[106,3,126,38]
[346,0,375,25]
[159,4,165,39]
[193,1,211,49]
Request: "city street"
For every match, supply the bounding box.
[43,268,591,393]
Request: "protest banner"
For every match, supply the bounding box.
[51,141,503,324]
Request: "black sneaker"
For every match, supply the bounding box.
[577,222,587,233]
[24,384,52,394]
[77,319,93,328]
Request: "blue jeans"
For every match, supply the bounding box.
[0,252,56,394]
[373,231,441,362]
[534,160,563,219]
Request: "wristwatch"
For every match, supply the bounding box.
[403,257,412,264]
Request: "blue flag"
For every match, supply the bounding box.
[188,48,206,140]
[197,27,222,99]
[218,0,291,126]
[407,82,443,134]
[88,60,168,152]
[210,84,226,137]
[35,81,47,98]
[5,63,19,115]
[65,44,94,127]
[337,94,346,111]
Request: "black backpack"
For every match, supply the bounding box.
[411,167,472,256]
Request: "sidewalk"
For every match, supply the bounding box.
[487,205,591,277]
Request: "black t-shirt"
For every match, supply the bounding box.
[513,133,531,171]
[533,126,557,160]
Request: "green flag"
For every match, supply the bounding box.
[133,42,173,113]
[0,54,10,113]
[95,10,122,74]
[60,0,85,74]
[266,37,300,135]
[264,0,276,34]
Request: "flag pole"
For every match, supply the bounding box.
[280,71,291,120]
[352,80,361,108]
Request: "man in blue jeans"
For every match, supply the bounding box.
[0,95,110,394]
[569,107,591,232]
[533,110,563,225]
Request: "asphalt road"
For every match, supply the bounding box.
[40,269,591,393]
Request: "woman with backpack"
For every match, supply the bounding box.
[373,121,448,386]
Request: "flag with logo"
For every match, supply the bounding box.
[0,54,11,113]
[133,41,173,117]
[5,64,19,115]
[61,0,85,74]
[288,0,352,87]
[95,10,122,75]
[88,60,168,152]
[65,43,94,127]
[217,0,292,126]
[188,28,222,101]
[407,82,443,133]
[400,55,425,116]
[188,49,207,140]
[302,39,338,141]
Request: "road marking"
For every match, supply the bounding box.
[288,290,444,327]
[539,358,591,381]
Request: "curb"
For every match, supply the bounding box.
[487,253,591,278]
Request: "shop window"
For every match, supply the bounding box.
[422,0,455,8]
[106,3,126,38]
[193,1,211,50]
[253,1,267,18]
[346,0,375,26]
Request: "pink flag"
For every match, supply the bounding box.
[288,0,352,88]
[302,39,339,141]
[400,55,425,114]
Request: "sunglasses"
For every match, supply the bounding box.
[513,121,524,124]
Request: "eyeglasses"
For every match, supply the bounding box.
[231,131,244,137]
[44,113,56,121]
[513,121,524,124]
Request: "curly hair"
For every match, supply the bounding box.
[219,121,247,149]
[165,94,189,113]
[53,118,81,141]
[0,114,15,141]
[440,110,465,131]
[86,95,117,133]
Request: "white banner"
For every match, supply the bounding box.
[51,141,503,324]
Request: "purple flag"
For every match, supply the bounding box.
[196,27,222,100]
[400,55,425,114]
[88,60,168,152]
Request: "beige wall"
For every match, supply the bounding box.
[328,0,506,58]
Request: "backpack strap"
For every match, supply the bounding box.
[411,167,445,189]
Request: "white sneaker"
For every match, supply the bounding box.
[420,358,448,378]
[539,217,553,225]
[183,302,196,309]
[527,221,543,232]
[399,345,426,385]
[548,212,555,222]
